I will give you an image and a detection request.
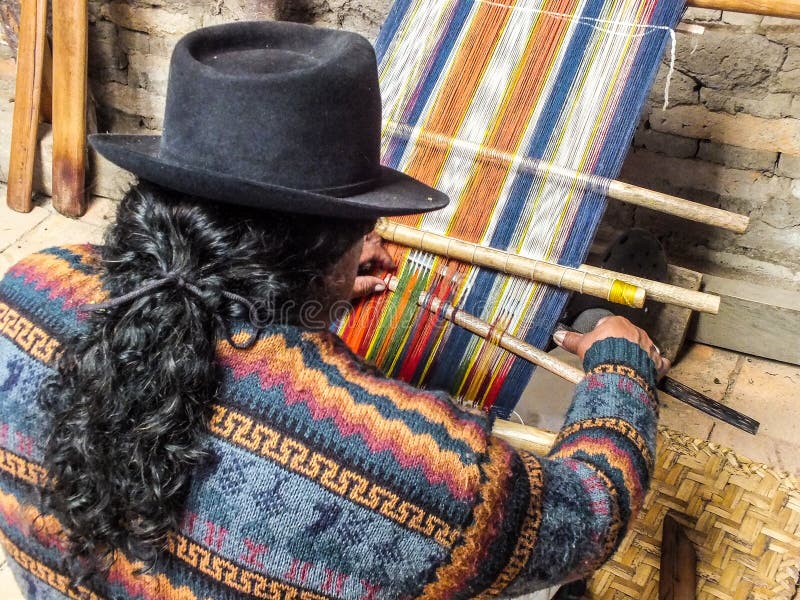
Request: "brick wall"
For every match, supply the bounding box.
[1,1,798,290]
[609,9,800,292]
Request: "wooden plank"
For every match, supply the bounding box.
[0,2,20,53]
[51,0,88,217]
[691,274,800,365]
[6,0,47,213]
[659,513,697,600]
[650,265,702,363]
[687,0,800,18]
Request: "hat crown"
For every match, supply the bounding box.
[160,22,382,192]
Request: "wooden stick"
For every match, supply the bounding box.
[687,0,800,18]
[492,419,557,455]
[386,276,585,384]
[578,265,721,314]
[386,275,756,444]
[6,0,47,213]
[384,122,750,234]
[379,220,721,314]
[376,219,647,308]
[52,0,89,217]
[659,514,697,600]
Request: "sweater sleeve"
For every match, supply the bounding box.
[447,338,659,598]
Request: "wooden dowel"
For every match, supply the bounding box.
[7,0,47,213]
[376,220,647,308]
[492,419,557,455]
[384,275,748,450]
[606,179,748,234]
[386,275,572,452]
[384,121,750,234]
[52,0,88,217]
[386,276,585,384]
[578,264,720,314]
[379,220,721,314]
[687,0,800,18]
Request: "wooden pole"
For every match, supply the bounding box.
[385,275,571,452]
[6,0,47,213]
[384,122,750,234]
[387,276,585,384]
[379,220,722,314]
[385,275,755,447]
[687,0,800,18]
[578,265,721,314]
[376,219,647,308]
[51,0,89,217]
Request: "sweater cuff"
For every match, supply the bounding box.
[582,337,657,389]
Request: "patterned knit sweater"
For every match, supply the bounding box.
[0,245,658,600]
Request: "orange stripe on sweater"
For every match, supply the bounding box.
[10,249,105,308]
[218,333,481,500]
[0,489,206,600]
[421,437,515,599]
[301,332,489,454]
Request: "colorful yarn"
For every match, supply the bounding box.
[339,0,683,416]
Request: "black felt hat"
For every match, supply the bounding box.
[89,21,448,219]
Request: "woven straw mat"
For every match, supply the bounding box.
[585,427,800,600]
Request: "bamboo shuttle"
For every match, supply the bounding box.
[687,0,800,18]
[384,122,750,234]
[376,219,646,308]
[379,220,721,314]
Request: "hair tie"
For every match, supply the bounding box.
[78,274,263,350]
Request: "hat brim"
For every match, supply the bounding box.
[89,134,449,219]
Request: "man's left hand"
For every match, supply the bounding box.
[352,232,396,298]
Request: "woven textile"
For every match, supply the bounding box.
[588,428,800,600]
[0,245,659,599]
[340,0,684,417]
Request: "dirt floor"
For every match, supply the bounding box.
[0,186,798,598]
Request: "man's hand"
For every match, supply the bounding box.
[554,315,670,379]
[351,232,396,298]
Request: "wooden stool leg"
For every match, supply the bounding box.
[7,0,48,213]
[52,0,88,218]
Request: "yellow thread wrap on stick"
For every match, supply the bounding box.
[608,279,643,307]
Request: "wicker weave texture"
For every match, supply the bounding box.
[587,428,800,600]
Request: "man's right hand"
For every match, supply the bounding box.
[553,315,670,379]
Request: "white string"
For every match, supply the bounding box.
[474,0,675,38]
[662,28,676,110]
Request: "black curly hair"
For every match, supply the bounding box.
[38,183,374,577]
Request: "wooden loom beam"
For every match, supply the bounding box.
[383,276,754,452]
[378,220,722,314]
[51,0,89,217]
[376,219,647,308]
[386,122,750,234]
[686,0,800,19]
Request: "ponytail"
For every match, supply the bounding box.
[39,183,373,574]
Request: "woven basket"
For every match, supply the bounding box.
[586,427,800,600]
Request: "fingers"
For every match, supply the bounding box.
[553,315,671,379]
[352,275,387,298]
[361,232,396,271]
[553,329,584,356]
[655,355,671,380]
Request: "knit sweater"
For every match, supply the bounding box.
[0,245,658,600]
